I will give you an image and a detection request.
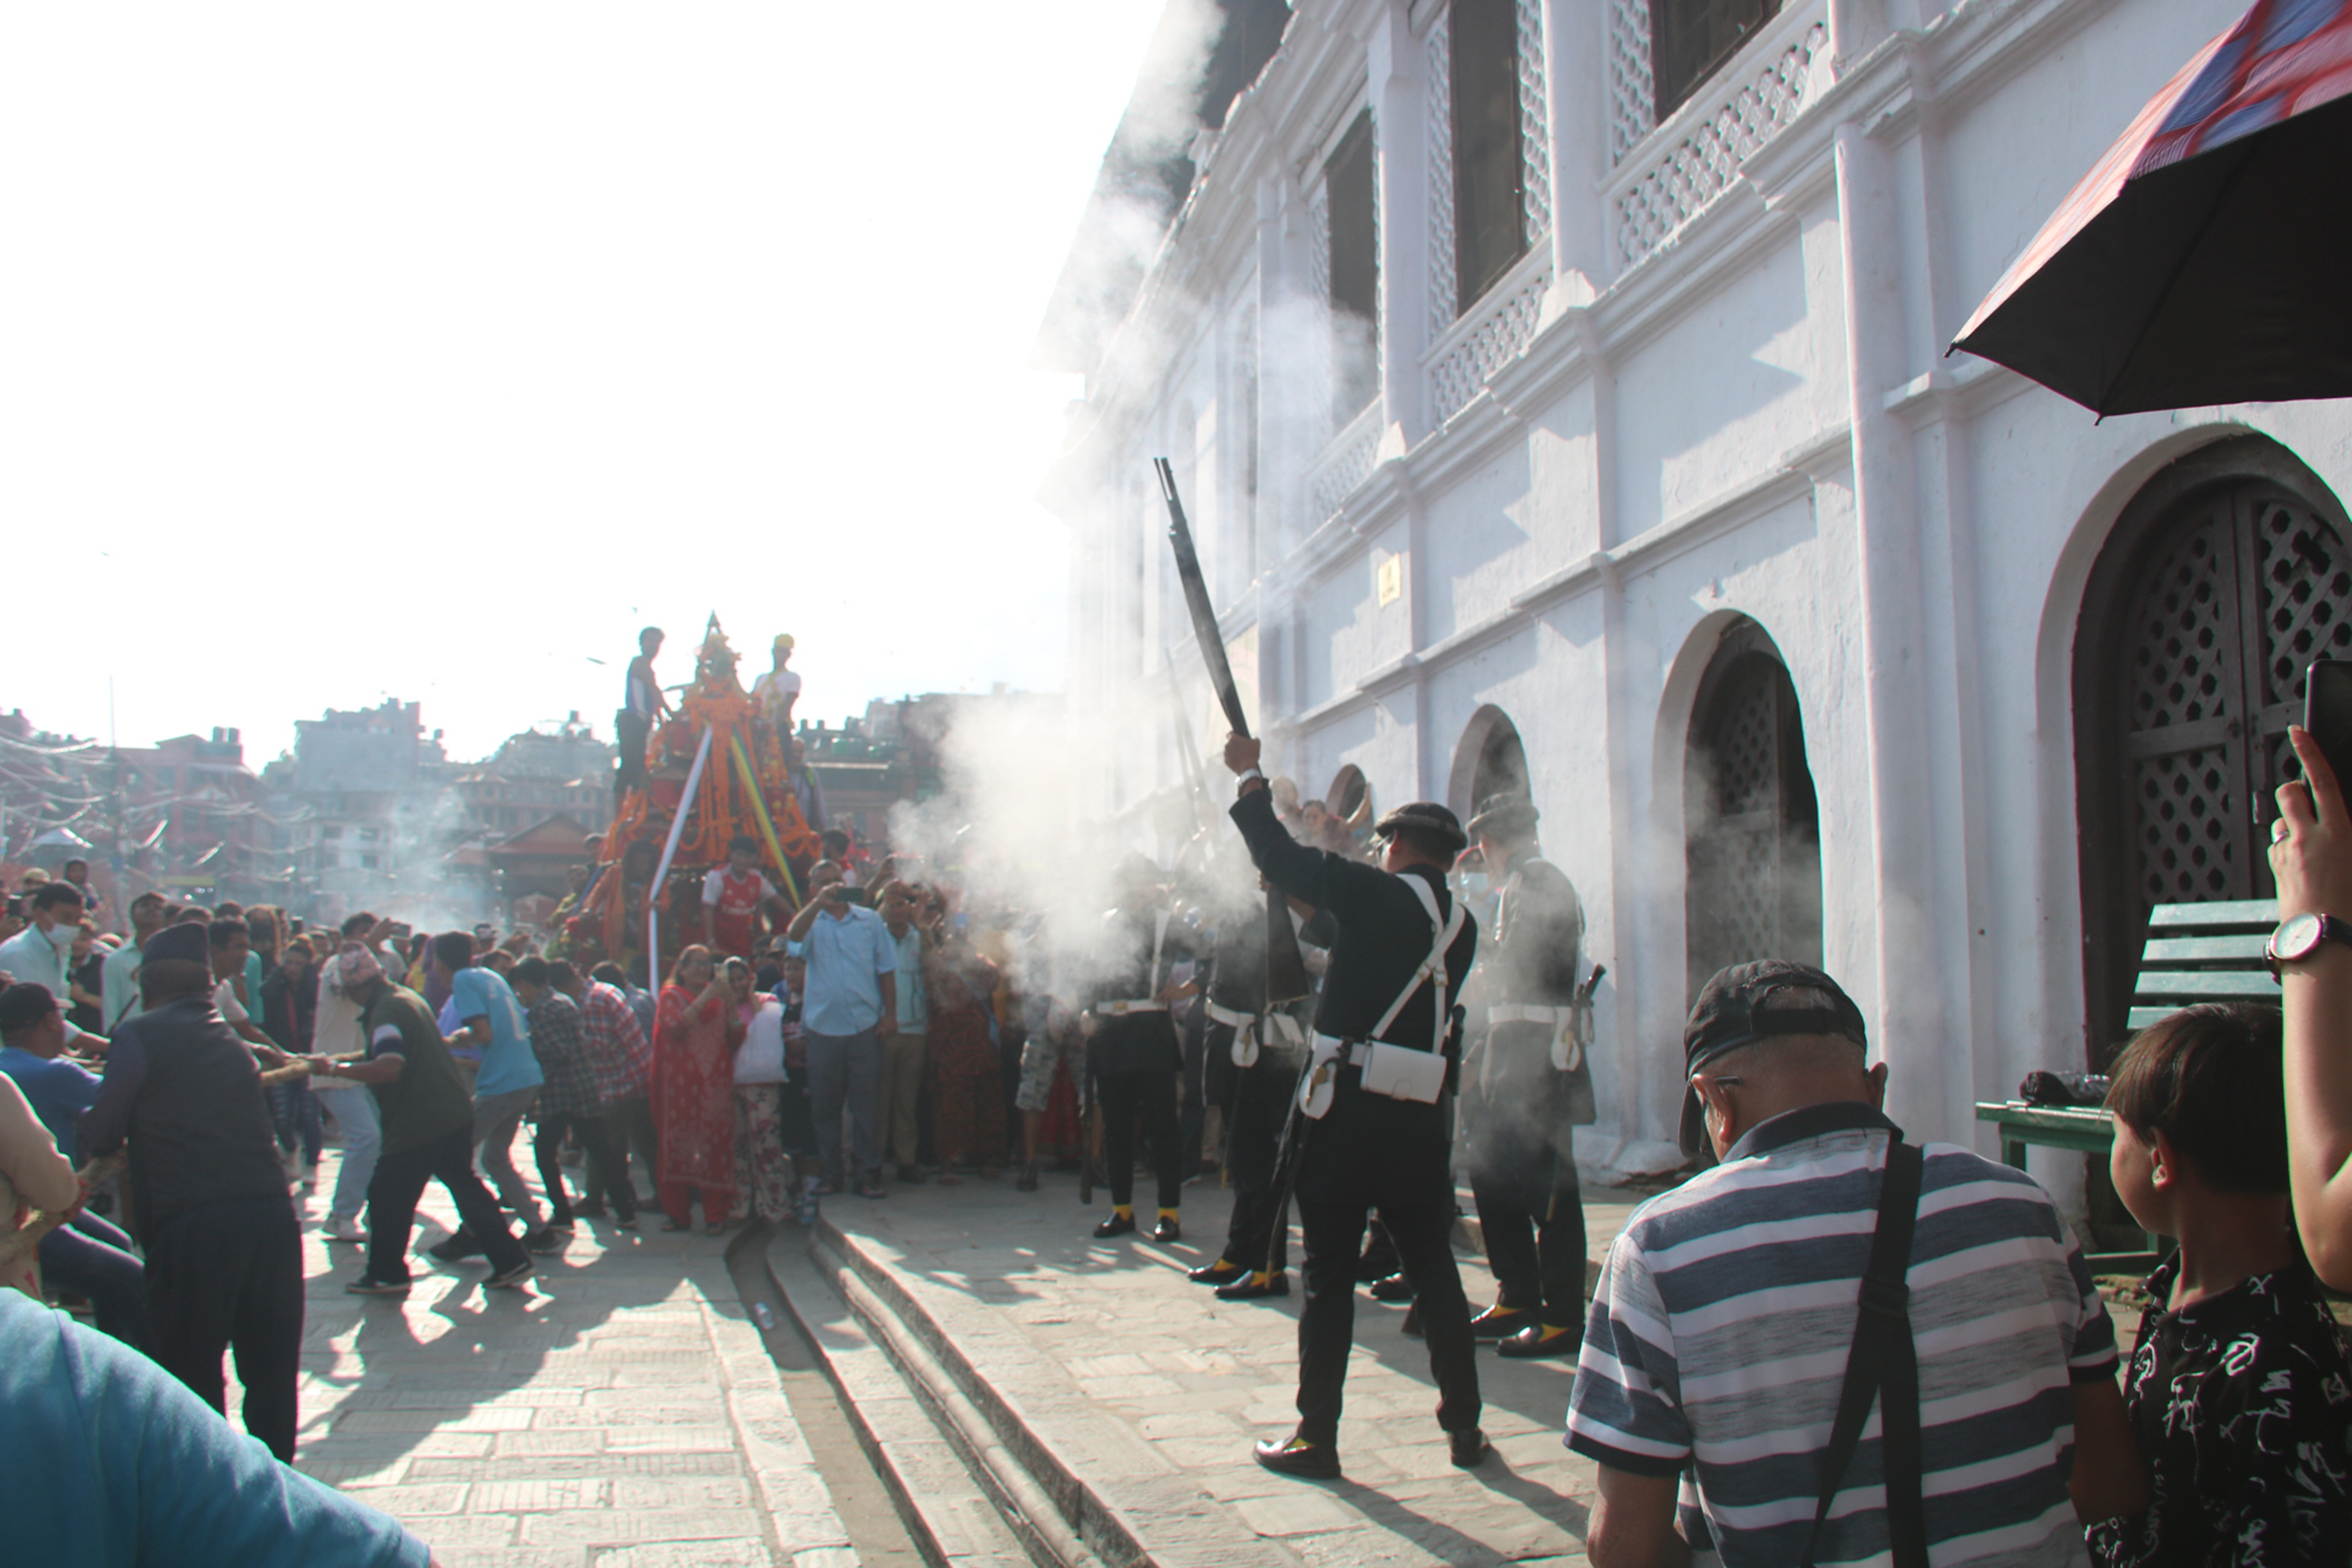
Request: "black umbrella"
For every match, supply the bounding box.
[1951,0,2352,417]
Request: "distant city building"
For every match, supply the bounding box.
[434,715,615,921]
[796,710,909,854]
[0,711,92,869]
[113,729,269,898]
[269,699,453,919]
[1,714,270,914]
[453,714,612,837]
[481,814,597,905]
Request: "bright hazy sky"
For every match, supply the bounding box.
[1,4,1162,765]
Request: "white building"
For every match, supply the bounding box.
[1040,0,2352,1187]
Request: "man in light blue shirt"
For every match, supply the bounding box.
[786,866,898,1198]
[101,891,169,1031]
[877,880,934,1182]
[427,930,549,1252]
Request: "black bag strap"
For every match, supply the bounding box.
[1801,1133,1928,1568]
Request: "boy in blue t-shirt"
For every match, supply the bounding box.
[2092,1002,2352,1565]
[426,930,551,1255]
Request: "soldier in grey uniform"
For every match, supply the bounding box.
[1082,856,1199,1241]
[1461,792,1592,1358]
[1188,874,1316,1299]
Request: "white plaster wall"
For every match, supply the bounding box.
[1422,445,1544,644]
[1611,238,1823,538]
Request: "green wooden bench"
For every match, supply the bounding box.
[2127,898,2279,1026]
[1974,898,2279,1275]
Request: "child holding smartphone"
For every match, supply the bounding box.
[2088,1002,2352,1565]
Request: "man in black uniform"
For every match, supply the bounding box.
[78,921,306,1460]
[1083,855,1198,1241]
[1460,792,1592,1358]
[1188,872,1315,1300]
[1222,733,1488,1478]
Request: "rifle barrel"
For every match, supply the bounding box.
[1155,457,1250,740]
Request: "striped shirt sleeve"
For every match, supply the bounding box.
[1566,1222,1692,1476]
[2064,1239,2121,1379]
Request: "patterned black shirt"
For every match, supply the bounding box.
[2089,1250,2352,1565]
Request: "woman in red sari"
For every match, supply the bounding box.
[654,944,745,1233]
[925,924,1008,1177]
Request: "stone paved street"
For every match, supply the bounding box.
[789,1170,1648,1567]
[277,1147,858,1568]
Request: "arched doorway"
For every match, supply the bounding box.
[1448,704,1529,818]
[2074,437,2352,1056]
[1325,762,1374,844]
[1469,714,1529,808]
[1684,618,1823,1003]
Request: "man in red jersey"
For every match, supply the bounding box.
[701,836,781,960]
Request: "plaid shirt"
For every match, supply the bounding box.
[580,981,652,1104]
[525,989,600,1118]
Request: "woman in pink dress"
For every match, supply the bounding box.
[653,944,744,1233]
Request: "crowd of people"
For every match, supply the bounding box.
[9,719,2352,1567]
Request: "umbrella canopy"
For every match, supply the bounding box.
[1952,0,2352,416]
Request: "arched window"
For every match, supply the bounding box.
[2074,438,2352,1055]
[1684,619,1821,1002]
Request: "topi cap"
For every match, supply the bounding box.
[142,921,213,968]
[0,982,61,1034]
[1467,792,1539,840]
[331,942,385,992]
[1371,802,1468,858]
[1678,960,1869,1156]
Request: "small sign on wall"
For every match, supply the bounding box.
[1377,553,1403,607]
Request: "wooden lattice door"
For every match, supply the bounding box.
[1686,622,1823,1002]
[2079,455,2352,1053]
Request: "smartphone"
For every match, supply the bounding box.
[2306,659,2352,800]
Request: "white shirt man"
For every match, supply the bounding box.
[0,887,86,993]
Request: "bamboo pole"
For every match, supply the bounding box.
[647,725,715,981]
[730,734,802,906]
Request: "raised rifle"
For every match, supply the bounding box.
[1154,457,1313,1005]
[1162,647,1218,840]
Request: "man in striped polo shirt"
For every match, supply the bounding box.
[1567,961,2148,1566]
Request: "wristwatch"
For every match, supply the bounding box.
[2266,912,2352,977]
[1235,768,1266,791]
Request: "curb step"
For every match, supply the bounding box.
[768,1233,1102,1568]
[804,1219,1305,1568]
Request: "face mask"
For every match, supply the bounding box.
[1460,872,1490,898]
[48,923,76,949]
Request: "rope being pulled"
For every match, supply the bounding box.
[0,1151,127,1277]
[0,1059,314,1278]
